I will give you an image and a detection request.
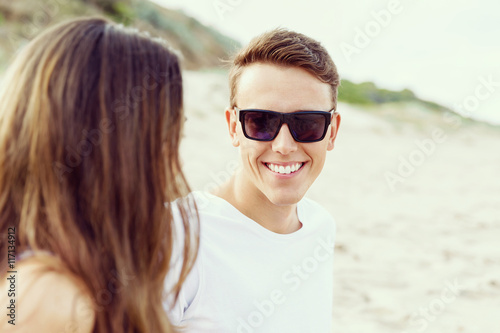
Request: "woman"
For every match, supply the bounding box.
[0,17,197,332]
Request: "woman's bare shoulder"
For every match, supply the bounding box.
[1,257,96,332]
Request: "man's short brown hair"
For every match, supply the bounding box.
[228,28,340,110]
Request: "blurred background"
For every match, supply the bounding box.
[1,1,498,332]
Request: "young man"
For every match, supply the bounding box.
[168,28,341,332]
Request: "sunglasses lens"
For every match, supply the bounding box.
[290,114,327,142]
[243,111,280,141]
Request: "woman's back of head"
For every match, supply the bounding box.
[0,17,196,332]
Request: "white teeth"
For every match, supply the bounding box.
[266,163,303,175]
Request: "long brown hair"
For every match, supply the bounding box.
[228,28,340,110]
[0,17,197,332]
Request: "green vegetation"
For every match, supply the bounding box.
[338,79,447,111]
[110,1,136,25]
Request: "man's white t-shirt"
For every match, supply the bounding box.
[166,191,336,333]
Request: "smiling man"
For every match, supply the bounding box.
[168,29,341,333]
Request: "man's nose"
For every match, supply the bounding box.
[271,124,298,155]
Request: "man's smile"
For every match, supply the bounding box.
[264,162,305,175]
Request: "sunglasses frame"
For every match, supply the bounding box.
[235,106,335,143]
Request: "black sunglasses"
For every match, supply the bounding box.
[235,107,335,143]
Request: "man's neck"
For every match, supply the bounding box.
[213,175,302,234]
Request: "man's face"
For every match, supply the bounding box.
[226,63,340,206]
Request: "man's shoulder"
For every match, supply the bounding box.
[170,191,224,212]
[182,191,240,222]
[298,196,336,231]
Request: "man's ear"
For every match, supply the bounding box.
[225,107,240,147]
[327,112,341,151]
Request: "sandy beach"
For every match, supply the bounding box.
[180,70,500,333]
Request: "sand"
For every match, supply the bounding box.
[180,70,500,333]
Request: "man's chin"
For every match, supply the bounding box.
[266,191,305,207]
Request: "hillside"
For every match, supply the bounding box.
[337,78,499,129]
[338,79,445,111]
[0,0,240,70]
[0,0,494,128]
